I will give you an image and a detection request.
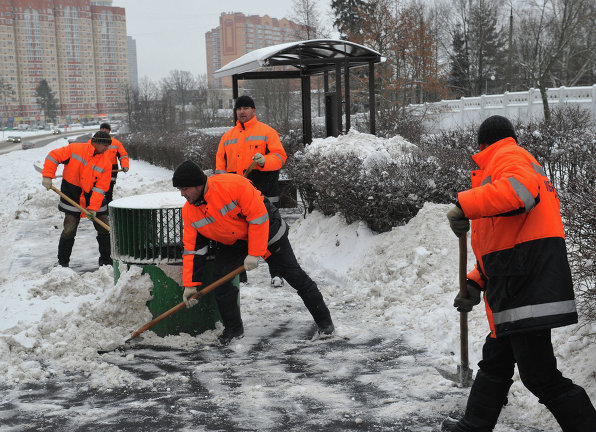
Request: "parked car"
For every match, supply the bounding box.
[6,136,21,143]
[21,142,35,150]
[52,129,61,134]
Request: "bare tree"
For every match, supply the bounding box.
[0,78,15,128]
[161,70,198,126]
[191,74,221,127]
[514,0,592,122]
[119,82,138,131]
[136,76,161,131]
[290,0,329,39]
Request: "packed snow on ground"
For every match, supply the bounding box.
[0,131,594,431]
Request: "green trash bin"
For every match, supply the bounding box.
[109,191,236,337]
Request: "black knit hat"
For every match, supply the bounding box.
[234,95,255,110]
[477,115,517,146]
[92,130,112,145]
[100,122,111,131]
[172,160,207,188]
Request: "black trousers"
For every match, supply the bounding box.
[478,329,573,404]
[212,236,319,302]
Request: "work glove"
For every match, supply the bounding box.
[122,167,129,173]
[86,210,96,220]
[243,255,259,271]
[252,153,265,167]
[42,177,52,190]
[454,282,482,313]
[182,286,198,308]
[446,205,470,238]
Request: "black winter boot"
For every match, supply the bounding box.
[545,385,596,432]
[298,288,334,335]
[216,290,244,345]
[57,237,75,267]
[97,234,113,266]
[450,370,513,432]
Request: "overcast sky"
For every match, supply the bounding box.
[111,0,335,83]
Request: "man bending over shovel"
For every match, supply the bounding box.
[173,160,335,345]
[443,116,596,431]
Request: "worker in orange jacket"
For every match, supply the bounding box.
[100,122,129,204]
[443,116,596,432]
[42,131,113,268]
[173,160,334,345]
[215,95,287,288]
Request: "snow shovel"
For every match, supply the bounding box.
[50,185,110,232]
[435,234,473,387]
[98,265,246,354]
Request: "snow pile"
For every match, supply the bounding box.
[0,265,154,386]
[301,128,417,170]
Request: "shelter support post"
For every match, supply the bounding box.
[232,77,239,123]
[335,63,342,133]
[301,74,312,144]
[344,59,351,132]
[369,62,376,135]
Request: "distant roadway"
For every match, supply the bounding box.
[0,130,93,155]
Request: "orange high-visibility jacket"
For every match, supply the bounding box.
[215,116,287,201]
[181,173,269,287]
[42,141,112,215]
[458,137,577,338]
[105,136,129,179]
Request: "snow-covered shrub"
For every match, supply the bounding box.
[287,129,475,232]
[518,106,596,192]
[120,129,220,171]
[561,150,596,324]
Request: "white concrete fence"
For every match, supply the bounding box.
[409,85,596,131]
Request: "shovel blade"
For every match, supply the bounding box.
[97,335,143,354]
[436,365,474,387]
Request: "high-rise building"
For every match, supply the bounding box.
[0,0,129,126]
[206,12,304,89]
[127,36,138,89]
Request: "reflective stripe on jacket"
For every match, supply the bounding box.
[181,174,270,287]
[42,141,112,214]
[458,137,577,337]
[215,115,287,200]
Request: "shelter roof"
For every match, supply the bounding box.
[214,39,385,78]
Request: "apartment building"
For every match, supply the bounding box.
[206,12,303,89]
[127,35,137,89]
[0,0,128,126]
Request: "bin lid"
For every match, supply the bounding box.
[109,191,185,209]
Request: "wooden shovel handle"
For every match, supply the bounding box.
[127,265,246,341]
[50,185,110,232]
[459,234,469,373]
[244,160,258,178]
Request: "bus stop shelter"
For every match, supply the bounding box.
[213,39,385,144]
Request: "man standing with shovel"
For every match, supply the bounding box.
[215,96,287,288]
[42,131,113,268]
[444,115,596,431]
[173,160,334,345]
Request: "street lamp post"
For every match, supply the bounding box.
[485,74,496,94]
